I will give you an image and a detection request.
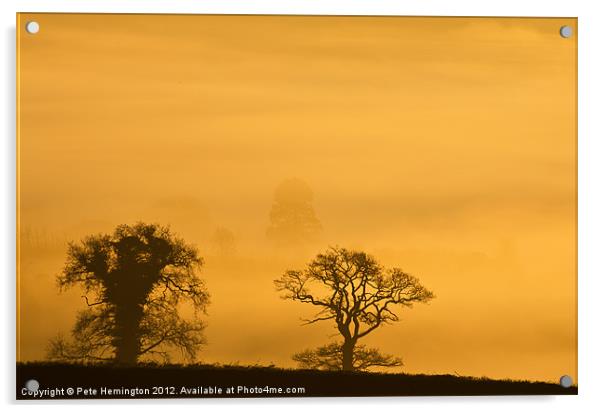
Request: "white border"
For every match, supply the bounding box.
[2,1,601,412]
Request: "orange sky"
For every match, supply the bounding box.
[17,14,576,383]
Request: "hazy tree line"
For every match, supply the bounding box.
[47,180,435,371]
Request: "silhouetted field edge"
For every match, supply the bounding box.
[17,362,577,399]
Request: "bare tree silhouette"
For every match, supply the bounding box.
[293,342,403,371]
[47,223,209,365]
[275,247,434,371]
[267,178,321,246]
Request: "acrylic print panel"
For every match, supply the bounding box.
[16,14,577,399]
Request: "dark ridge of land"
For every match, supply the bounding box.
[16,362,577,399]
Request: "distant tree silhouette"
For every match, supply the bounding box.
[210,227,236,256]
[275,247,434,371]
[47,223,209,365]
[267,178,321,246]
[293,342,403,371]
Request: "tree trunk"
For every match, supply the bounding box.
[113,303,144,365]
[341,341,354,371]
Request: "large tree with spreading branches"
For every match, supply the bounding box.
[47,223,209,365]
[275,247,434,371]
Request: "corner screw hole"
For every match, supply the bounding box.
[26,21,40,35]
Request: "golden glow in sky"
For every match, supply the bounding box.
[17,14,577,382]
